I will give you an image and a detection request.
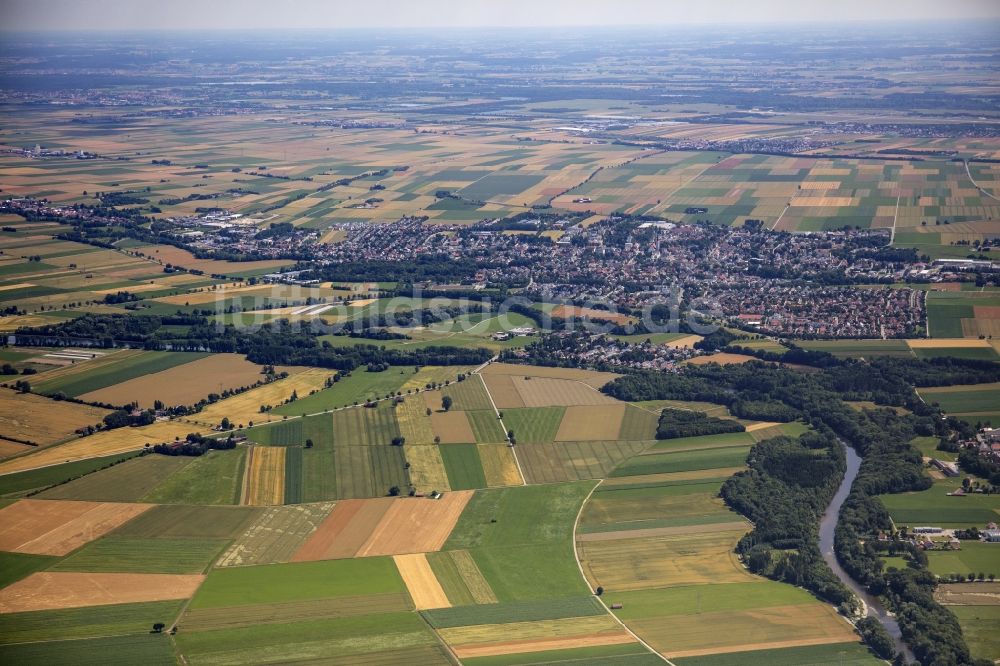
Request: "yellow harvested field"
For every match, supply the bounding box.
[0,419,197,475]
[453,633,636,659]
[745,421,783,432]
[479,444,523,487]
[79,353,267,408]
[578,528,754,592]
[393,553,451,610]
[442,616,629,656]
[550,305,634,325]
[482,363,618,388]
[512,376,620,408]
[663,334,703,348]
[355,491,473,557]
[194,369,332,427]
[906,338,992,348]
[396,395,437,444]
[431,410,476,443]
[789,196,855,207]
[241,446,286,506]
[555,404,627,441]
[0,499,152,556]
[405,445,452,491]
[686,353,757,366]
[0,392,110,448]
[0,572,205,613]
[154,284,278,306]
[641,604,859,658]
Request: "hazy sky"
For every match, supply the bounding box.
[3,0,999,30]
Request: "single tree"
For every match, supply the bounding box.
[441,395,453,411]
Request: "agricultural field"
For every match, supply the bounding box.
[918,382,1000,427]
[26,351,212,398]
[935,583,1000,664]
[0,391,110,455]
[880,477,1000,528]
[38,454,193,502]
[79,353,269,408]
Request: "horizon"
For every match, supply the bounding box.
[2,0,999,31]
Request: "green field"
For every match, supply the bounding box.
[919,384,1000,415]
[0,601,184,645]
[610,445,751,477]
[142,448,246,505]
[440,443,487,490]
[924,541,1000,577]
[950,605,1000,664]
[502,407,566,444]
[0,551,59,589]
[189,557,405,609]
[331,401,401,447]
[446,482,594,549]
[115,505,260,539]
[650,431,755,452]
[881,478,1000,527]
[271,367,413,415]
[0,451,140,497]
[610,581,819,621]
[797,339,913,358]
[174,612,448,665]
[422,595,605,628]
[469,541,592,602]
[618,406,660,440]
[38,455,192,502]
[441,378,494,411]
[672,642,879,666]
[333,442,407,499]
[51,536,229,574]
[462,643,660,666]
[31,351,209,397]
[0,634,177,666]
[467,409,508,443]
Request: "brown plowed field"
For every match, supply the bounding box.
[430,411,476,443]
[355,491,473,557]
[0,572,204,613]
[0,499,151,556]
[291,497,395,561]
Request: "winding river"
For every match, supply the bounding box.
[818,441,915,662]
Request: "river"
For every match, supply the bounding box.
[818,440,915,662]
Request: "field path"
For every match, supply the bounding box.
[964,159,1000,203]
[477,372,526,485]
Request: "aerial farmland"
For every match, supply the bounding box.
[1,5,1000,666]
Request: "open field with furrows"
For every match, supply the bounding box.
[577,527,755,592]
[334,443,407,499]
[189,556,408,609]
[425,549,499,606]
[517,440,652,485]
[427,377,495,411]
[502,407,565,444]
[193,368,332,428]
[132,243,293,276]
[110,504,257,542]
[0,498,151,555]
[481,362,619,389]
[478,444,523,487]
[935,582,1000,664]
[440,615,634,659]
[549,305,636,325]
[272,366,415,415]
[79,353,268,408]
[179,593,413,632]
[0,391,109,453]
[431,409,476,442]
[554,404,628,441]
[0,632,178,665]
[671,642,881,666]
[26,350,211,398]
[291,492,472,561]
[0,419,199,475]
[241,445,286,506]
[440,443,488,490]
[511,376,621,408]
[401,365,475,392]
[331,401,401,447]
[0,571,205,613]
[0,600,184,645]
[142,448,248,505]
[37,455,193,502]
[404,444,451,492]
[917,382,1000,427]
[396,393,437,444]
[216,502,335,567]
[467,409,507,443]
[51,536,229,574]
